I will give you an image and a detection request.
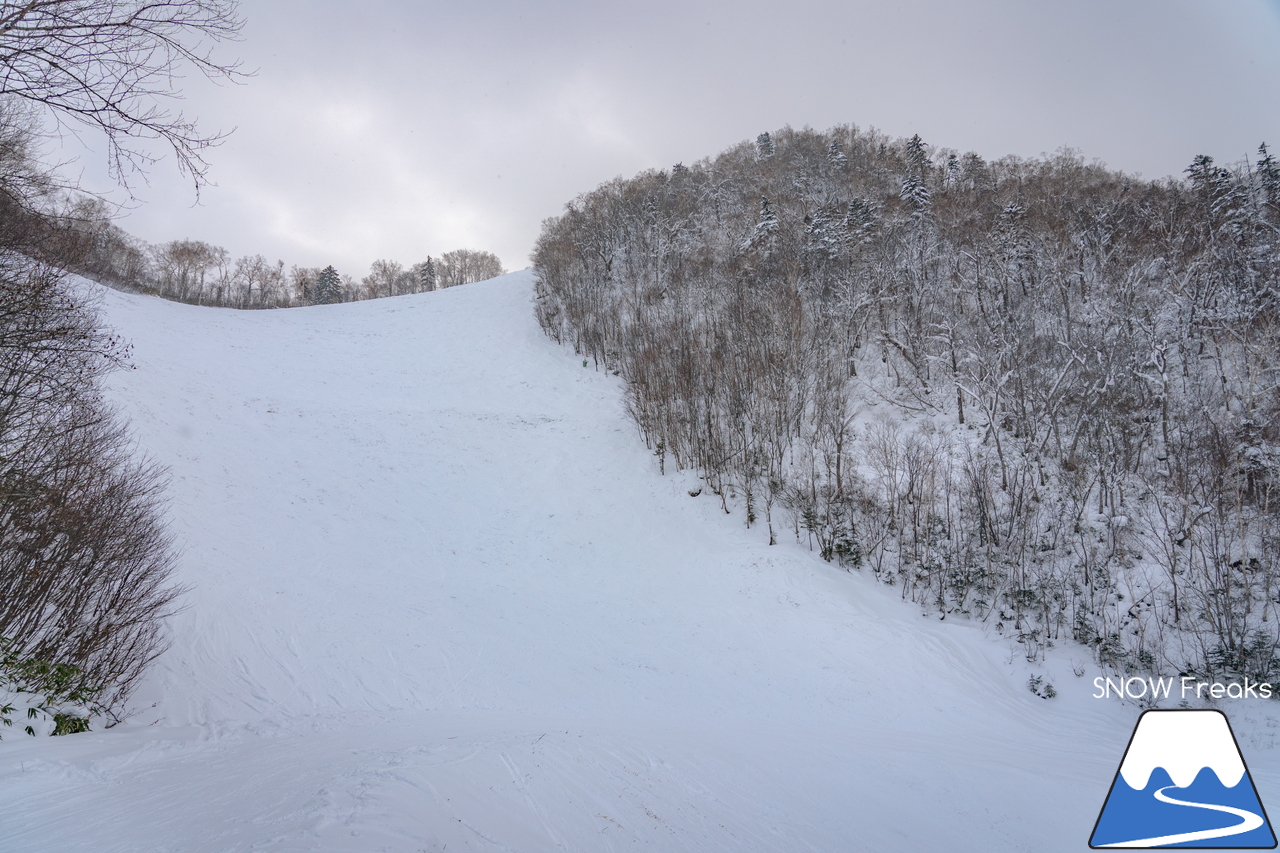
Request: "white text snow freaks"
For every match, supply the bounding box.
[1093,676,1273,700]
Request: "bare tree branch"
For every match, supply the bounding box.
[0,0,247,195]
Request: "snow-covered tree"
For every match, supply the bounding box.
[827,141,847,169]
[416,257,437,292]
[899,175,932,217]
[741,197,779,251]
[1257,143,1279,210]
[904,133,930,174]
[756,132,775,160]
[313,265,342,304]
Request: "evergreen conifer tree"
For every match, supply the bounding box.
[827,141,846,169]
[844,198,876,233]
[1257,143,1279,211]
[905,134,930,174]
[945,153,961,185]
[803,207,843,261]
[756,132,775,159]
[1186,154,1219,199]
[843,198,878,251]
[900,175,932,217]
[420,257,437,292]
[742,197,779,251]
[314,265,341,304]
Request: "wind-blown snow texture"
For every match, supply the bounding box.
[2,271,1277,851]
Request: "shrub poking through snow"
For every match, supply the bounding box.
[0,638,101,736]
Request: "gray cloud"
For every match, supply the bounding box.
[60,0,1280,278]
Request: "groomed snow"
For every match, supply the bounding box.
[1,270,1276,851]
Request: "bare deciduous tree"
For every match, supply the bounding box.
[361,258,404,300]
[0,250,184,716]
[0,0,247,192]
[437,249,506,288]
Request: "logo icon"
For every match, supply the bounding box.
[1091,709,1276,848]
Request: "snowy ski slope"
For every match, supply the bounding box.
[2,270,1277,851]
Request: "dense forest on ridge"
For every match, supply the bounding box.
[533,125,1280,684]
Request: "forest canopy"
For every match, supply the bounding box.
[533,125,1280,683]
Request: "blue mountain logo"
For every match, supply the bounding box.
[1091,709,1276,848]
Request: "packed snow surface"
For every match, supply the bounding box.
[3,270,1278,851]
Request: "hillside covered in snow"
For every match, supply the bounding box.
[2,271,1277,851]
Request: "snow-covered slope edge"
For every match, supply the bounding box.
[0,270,1273,851]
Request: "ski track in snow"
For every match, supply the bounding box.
[1,271,1276,851]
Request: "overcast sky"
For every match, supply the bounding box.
[59,0,1280,277]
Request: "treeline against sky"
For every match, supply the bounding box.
[533,125,1280,682]
[23,197,505,309]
